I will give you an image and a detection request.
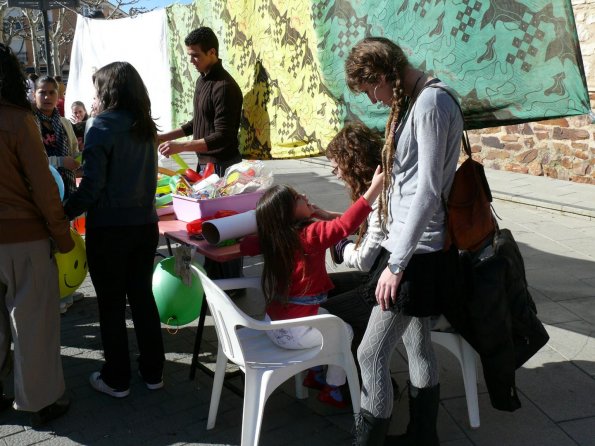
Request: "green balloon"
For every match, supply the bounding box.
[152,257,204,327]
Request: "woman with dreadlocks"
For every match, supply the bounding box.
[345,37,463,445]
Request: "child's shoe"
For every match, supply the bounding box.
[317,384,347,409]
[303,367,325,390]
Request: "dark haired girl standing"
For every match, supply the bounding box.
[65,62,165,397]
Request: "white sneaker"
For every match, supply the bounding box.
[72,291,84,302]
[138,371,164,390]
[59,295,73,314]
[89,372,130,398]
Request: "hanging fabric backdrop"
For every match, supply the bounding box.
[67,9,172,131]
[69,0,590,159]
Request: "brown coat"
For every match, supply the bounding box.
[0,100,73,252]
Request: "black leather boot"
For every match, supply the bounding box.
[385,382,440,446]
[353,409,391,446]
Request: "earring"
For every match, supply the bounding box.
[373,84,380,101]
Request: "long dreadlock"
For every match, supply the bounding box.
[344,37,410,231]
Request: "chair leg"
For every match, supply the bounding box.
[207,345,228,430]
[343,357,361,414]
[294,370,309,400]
[460,337,480,428]
[241,370,268,446]
[431,331,480,429]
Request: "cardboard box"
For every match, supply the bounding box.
[172,191,264,222]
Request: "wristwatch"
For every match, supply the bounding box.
[388,264,403,275]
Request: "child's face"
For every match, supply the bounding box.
[294,193,314,220]
[72,105,86,122]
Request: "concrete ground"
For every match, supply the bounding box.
[0,157,594,446]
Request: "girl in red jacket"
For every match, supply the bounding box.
[251,168,383,407]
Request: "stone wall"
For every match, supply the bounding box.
[470,0,595,185]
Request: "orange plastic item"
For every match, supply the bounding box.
[186,210,239,235]
[158,166,177,176]
[202,162,215,178]
[185,168,203,183]
[213,210,238,218]
[186,216,214,235]
[72,215,86,235]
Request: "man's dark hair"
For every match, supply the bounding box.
[185,27,219,55]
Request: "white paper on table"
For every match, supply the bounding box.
[201,210,257,245]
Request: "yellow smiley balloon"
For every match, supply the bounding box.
[55,228,88,298]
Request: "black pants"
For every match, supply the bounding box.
[86,223,165,389]
[323,271,375,352]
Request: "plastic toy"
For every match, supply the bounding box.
[171,153,189,171]
[184,168,203,183]
[55,228,88,298]
[152,257,204,326]
[202,162,215,179]
[72,215,86,235]
[49,165,64,200]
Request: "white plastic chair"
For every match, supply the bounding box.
[430,329,480,428]
[192,267,361,446]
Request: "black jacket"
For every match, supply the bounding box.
[443,229,549,411]
[65,110,158,228]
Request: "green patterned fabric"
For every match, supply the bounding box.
[166,0,589,158]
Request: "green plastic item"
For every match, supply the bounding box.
[155,193,172,207]
[152,257,205,327]
[157,175,171,187]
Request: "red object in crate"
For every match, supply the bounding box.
[186,210,238,235]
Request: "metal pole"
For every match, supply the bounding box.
[39,0,53,77]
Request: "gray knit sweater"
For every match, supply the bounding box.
[381,81,463,270]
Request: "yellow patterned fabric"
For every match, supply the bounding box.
[166,2,341,159]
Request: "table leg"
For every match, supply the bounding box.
[189,294,208,380]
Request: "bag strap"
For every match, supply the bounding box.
[427,84,472,158]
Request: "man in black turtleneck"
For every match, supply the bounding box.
[158,26,244,290]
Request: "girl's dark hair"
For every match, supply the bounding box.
[345,37,411,229]
[0,43,31,110]
[35,76,58,90]
[92,61,157,141]
[326,122,382,247]
[256,184,306,304]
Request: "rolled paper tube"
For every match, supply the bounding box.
[201,210,257,245]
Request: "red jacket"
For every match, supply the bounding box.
[241,197,372,320]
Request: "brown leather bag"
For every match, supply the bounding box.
[445,132,496,251]
[426,83,497,251]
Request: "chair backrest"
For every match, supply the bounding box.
[192,266,255,366]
